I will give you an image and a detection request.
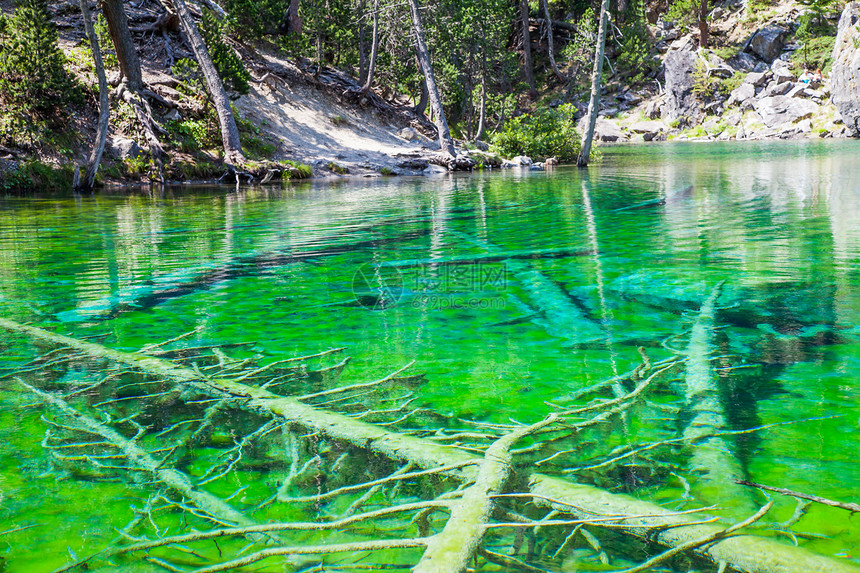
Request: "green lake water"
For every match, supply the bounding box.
[0,140,859,571]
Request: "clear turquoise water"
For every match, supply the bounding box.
[1,140,859,570]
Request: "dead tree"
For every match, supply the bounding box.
[2,317,857,573]
[406,0,456,158]
[540,0,565,82]
[577,0,611,167]
[520,0,537,98]
[76,0,109,192]
[359,0,380,93]
[172,0,245,165]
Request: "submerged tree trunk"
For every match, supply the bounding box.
[520,0,537,98]
[406,0,456,158]
[540,0,564,82]
[77,0,109,192]
[2,317,857,573]
[172,0,245,165]
[577,0,611,167]
[360,0,380,93]
[101,0,143,90]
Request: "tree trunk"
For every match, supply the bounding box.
[3,317,858,573]
[406,0,456,158]
[520,0,537,98]
[100,0,143,90]
[540,0,564,82]
[577,0,611,167]
[358,0,367,82]
[474,52,487,142]
[414,73,429,116]
[78,0,109,192]
[360,0,379,93]
[172,0,245,165]
[698,0,709,48]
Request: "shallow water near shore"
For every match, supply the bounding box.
[0,140,859,570]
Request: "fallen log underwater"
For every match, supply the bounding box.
[1,318,857,573]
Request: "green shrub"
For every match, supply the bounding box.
[200,9,251,96]
[0,0,76,111]
[327,161,348,174]
[282,160,312,179]
[791,33,836,76]
[0,160,75,192]
[490,104,581,162]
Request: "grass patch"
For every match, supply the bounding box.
[379,166,394,176]
[330,115,349,126]
[282,160,312,179]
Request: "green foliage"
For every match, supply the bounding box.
[330,115,348,126]
[282,160,312,179]
[616,1,656,84]
[692,59,741,99]
[791,35,836,75]
[94,13,118,70]
[0,0,76,112]
[666,0,699,28]
[561,8,598,90]
[327,161,348,174]
[0,160,75,192]
[200,9,251,96]
[379,166,394,176]
[490,104,581,162]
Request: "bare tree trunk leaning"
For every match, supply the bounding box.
[520,0,537,98]
[540,0,565,81]
[406,0,456,158]
[77,0,109,192]
[100,0,143,90]
[577,0,611,167]
[414,64,429,117]
[171,0,245,165]
[360,0,380,93]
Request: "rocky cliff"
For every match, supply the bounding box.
[831,2,860,136]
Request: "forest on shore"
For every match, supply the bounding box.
[0,0,856,190]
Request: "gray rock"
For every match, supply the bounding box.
[629,120,665,134]
[831,2,860,136]
[109,138,145,160]
[423,164,449,176]
[758,81,793,99]
[744,71,769,87]
[472,140,490,151]
[709,64,736,79]
[663,42,699,122]
[773,67,795,83]
[754,95,819,128]
[511,155,533,166]
[728,82,756,107]
[644,97,663,119]
[594,118,627,142]
[398,127,418,140]
[748,25,789,63]
[728,51,761,72]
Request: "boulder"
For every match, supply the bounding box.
[109,138,145,160]
[398,127,418,140]
[748,25,789,63]
[629,120,665,134]
[758,80,794,99]
[727,82,756,107]
[423,164,449,176]
[744,71,770,87]
[663,40,699,122]
[773,67,795,83]
[511,155,533,166]
[593,118,627,142]
[644,97,663,119]
[754,95,819,128]
[831,2,860,136]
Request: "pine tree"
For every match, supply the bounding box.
[0,0,72,110]
[200,9,251,96]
